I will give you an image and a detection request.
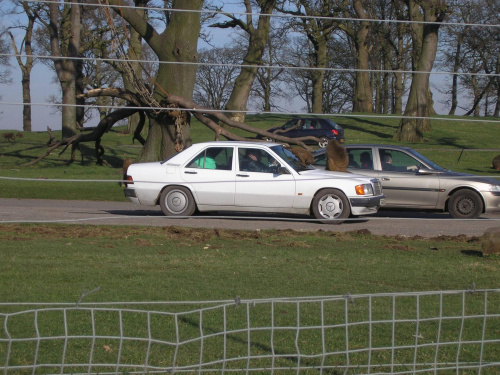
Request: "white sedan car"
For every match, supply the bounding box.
[124,141,384,224]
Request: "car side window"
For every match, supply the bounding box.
[379,149,419,172]
[238,148,278,173]
[187,147,233,170]
[301,119,313,129]
[283,119,300,130]
[347,149,373,170]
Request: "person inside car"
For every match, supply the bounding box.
[240,149,270,172]
[193,149,216,169]
[360,152,373,169]
[381,153,418,172]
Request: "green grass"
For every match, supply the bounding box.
[1,225,496,303]
[1,116,499,372]
[0,225,499,373]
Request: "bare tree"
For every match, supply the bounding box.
[250,29,290,112]
[194,46,242,110]
[6,1,44,132]
[278,0,342,114]
[338,0,374,113]
[0,27,12,94]
[394,0,448,142]
[210,0,278,122]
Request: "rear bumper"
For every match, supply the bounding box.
[124,187,137,198]
[124,187,140,205]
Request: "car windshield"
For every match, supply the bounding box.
[270,145,314,172]
[407,148,446,171]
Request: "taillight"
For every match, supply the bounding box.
[331,129,338,136]
[125,175,134,186]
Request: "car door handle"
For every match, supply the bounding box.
[184,171,198,174]
[236,174,250,177]
[381,177,391,181]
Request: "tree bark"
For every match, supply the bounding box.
[394,0,447,142]
[108,0,203,161]
[222,0,276,122]
[9,4,36,132]
[448,35,463,115]
[351,0,372,113]
[48,1,82,138]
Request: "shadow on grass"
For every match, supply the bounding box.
[435,137,472,150]
[177,314,343,374]
[338,116,394,140]
[460,250,484,257]
[1,142,127,168]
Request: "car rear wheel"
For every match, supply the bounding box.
[448,189,483,219]
[311,189,350,224]
[159,186,196,217]
[318,137,329,148]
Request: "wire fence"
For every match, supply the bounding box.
[1,289,499,374]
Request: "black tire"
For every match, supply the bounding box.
[448,189,483,219]
[318,137,329,148]
[311,189,350,224]
[159,186,196,217]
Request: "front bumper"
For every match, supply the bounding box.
[483,191,500,214]
[350,195,385,208]
[349,195,385,216]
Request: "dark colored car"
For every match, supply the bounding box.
[313,144,500,219]
[261,117,345,148]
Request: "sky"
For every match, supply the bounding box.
[0,1,463,133]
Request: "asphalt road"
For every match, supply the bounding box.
[1,198,499,238]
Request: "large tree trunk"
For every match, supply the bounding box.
[9,5,36,133]
[310,37,327,113]
[352,0,372,113]
[109,0,202,161]
[448,35,462,115]
[125,0,146,134]
[224,0,275,122]
[393,18,405,114]
[394,0,447,142]
[48,1,81,138]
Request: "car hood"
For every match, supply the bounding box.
[442,170,500,185]
[300,168,375,182]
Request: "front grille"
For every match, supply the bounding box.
[372,179,383,196]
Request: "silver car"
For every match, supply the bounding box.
[313,144,500,219]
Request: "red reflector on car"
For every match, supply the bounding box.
[331,129,338,135]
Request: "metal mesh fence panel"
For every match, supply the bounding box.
[1,289,499,374]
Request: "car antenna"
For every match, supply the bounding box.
[446,149,464,171]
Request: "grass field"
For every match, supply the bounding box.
[1,224,499,373]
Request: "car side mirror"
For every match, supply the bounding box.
[277,166,290,175]
[417,167,436,175]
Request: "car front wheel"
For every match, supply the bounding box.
[159,186,196,217]
[311,189,350,224]
[448,189,483,219]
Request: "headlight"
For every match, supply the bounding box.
[355,184,374,195]
[489,184,500,193]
